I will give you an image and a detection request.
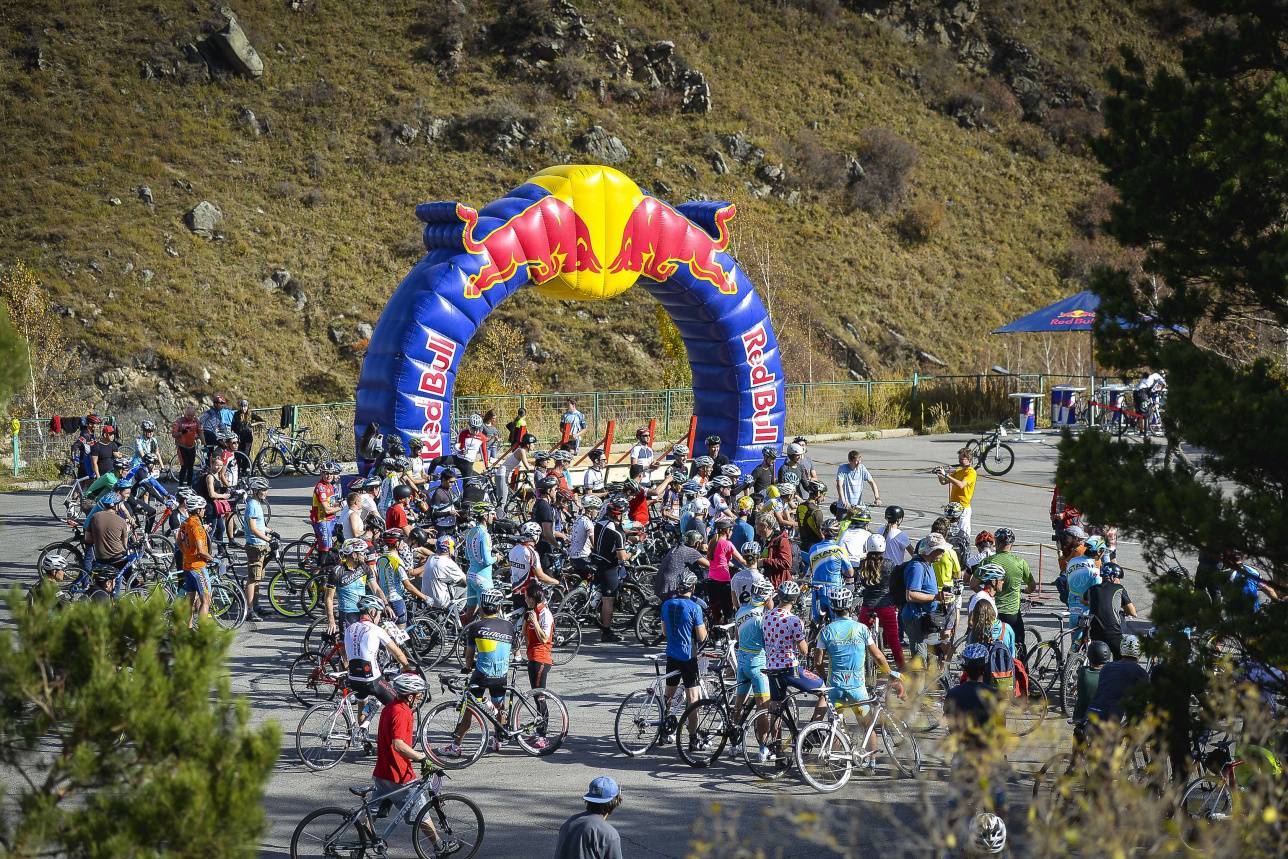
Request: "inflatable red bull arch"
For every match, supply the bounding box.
[355,164,787,471]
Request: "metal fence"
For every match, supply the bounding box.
[5,373,1097,478]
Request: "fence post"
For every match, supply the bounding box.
[663,389,671,437]
[10,425,18,478]
[912,372,920,431]
[867,381,873,416]
[592,392,600,439]
[976,374,982,398]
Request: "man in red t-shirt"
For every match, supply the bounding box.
[385,484,412,532]
[625,465,675,527]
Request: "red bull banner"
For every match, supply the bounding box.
[355,165,787,471]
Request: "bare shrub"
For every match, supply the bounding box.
[1070,184,1119,238]
[1007,124,1055,161]
[550,55,595,99]
[895,198,945,245]
[980,78,1021,122]
[792,131,849,190]
[300,188,325,209]
[1043,107,1105,155]
[848,128,918,215]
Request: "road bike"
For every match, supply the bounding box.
[961,421,1016,476]
[47,474,93,521]
[295,660,427,771]
[289,768,483,859]
[421,665,569,770]
[794,681,921,792]
[613,652,720,757]
[254,425,330,478]
[1024,611,1090,717]
[552,563,648,634]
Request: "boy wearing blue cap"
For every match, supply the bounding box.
[553,776,623,859]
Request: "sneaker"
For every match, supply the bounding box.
[436,743,463,758]
[601,629,622,643]
[730,740,744,757]
[528,735,549,751]
[758,745,773,763]
[660,732,675,746]
[248,611,264,623]
[488,737,502,753]
[435,838,463,857]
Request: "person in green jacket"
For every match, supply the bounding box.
[84,454,130,505]
[1072,639,1113,743]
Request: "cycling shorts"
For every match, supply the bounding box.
[182,568,210,598]
[348,676,397,706]
[665,656,701,690]
[827,670,870,712]
[465,579,490,607]
[767,665,823,702]
[810,585,838,623]
[594,564,625,598]
[312,521,336,551]
[735,653,769,699]
[387,597,407,626]
[468,671,507,703]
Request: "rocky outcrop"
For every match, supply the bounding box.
[210,9,263,78]
[184,201,223,238]
[139,6,265,83]
[573,125,629,164]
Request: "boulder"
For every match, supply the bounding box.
[211,10,264,78]
[137,186,154,205]
[680,69,711,113]
[573,125,629,164]
[184,201,223,238]
[708,150,728,175]
[238,106,269,135]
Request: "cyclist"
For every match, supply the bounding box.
[1065,532,1102,641]
[1087,634,1149,725]
[87,424,120,480]
[85,490,131,584]
[967,564,1005,616]
[1087,562,1137,658]
[1222,548,1280,612]
[763,580,828,723]
[965,601,1015,700]
[384,483,413,532]
[900,534,948,668]
[176,494,213,629]
[653,531,708,600]
[559,398,587,452]
[242,476,272,622]
[461,502,497,625]
[325,538,381,635]
[581,447,607,496]
[945,643,1001,746]
[345,593,413,708]
[85,453,130,505]
[807,518,853,626]
[880,505,913,563]
[795,480,828,554]
[522,583,555,751]
[421,536,465,609]
[757,515,794,587]
[730,541,765,605]
[836,504,872,567]
[751,446,778,493]
[310,461,343,553]
[376,528,430,626]
[441,587,513,757]
[731,579,774,757]
[941,503,971,567]
[592,495,631,642]
[569,495,602,575]
[987,527,1035,661]
[129,420,163,471]
[628,427,656,484]
[706,517,746,625]
[702,435,730,472]
[690,455,714,485]
[661,571,709,747]
[455,412,490,474]
[934,448,977,535]
[428,466,460,533]
[498,432,536,511]
[1071,639,1112,737]
[509,521,559,611]
[815,585,903,768]
[857,533,904,669]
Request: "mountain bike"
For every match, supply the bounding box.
[421,665,569,770]
[1023,611,1090,716]
[254,425,330,478]
[289,767,484,859]
[552,562,647,634]
[48,475,93,521]
[961,421,1016,476]
[794,681,921,792]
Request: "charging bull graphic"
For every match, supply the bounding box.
[355,165,787,470]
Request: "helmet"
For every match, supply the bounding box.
[382,528,406,545]
[357,594,384,616]
[1101,561,1124,580]
[943,501,965,520]
[740,540,762,558]
[820,517,841,538]
[762,446,779,458]
[636,426,650,437]
[1088,640,1113,666]
[1086,535,1107,556]
[977,563,1006,583]
[471,501,495,519]
[828,585,854,610]
[392,484,414,502]
[885,505,904,523]
[520,521,542,541]
[777,580,801,601]
[386,440,406,457]
[1120,634,1142,659]
[536,476,559,492]
[851,506,873,525]
[365,545,384,562]
[100,492,122,506]
[522,433,538,446]
[402,526,428,547]
[683,530,704,547]
[864,532,886,554]
[694,456,714,469]
[690,496,710,513]
[391,456,412,471]
[710,475,732,489]
[774,482,796,497]
[670,466,689,481]
[479,588,505,611]
[552,450,573,463]
[391,673,427,696]
[213,395,227,405]
[247,476,270,492]
[533,451,551,463]
[720,464,741,479]
[41,555,68,572]
[142,453,160,466]
[140,419,156,432]
[184,495,207,511]
[406,436,424,451]
[681,479,702,495]
[468,413,483,430]
[582,494,604,510]
[967,812,1006,856]
[362,477,383,490]
[963,642,990,664]
[785,443,803,456]
[320,461,342,475]
[588,448,605,461]
[975,530,996,547]
[672,443,689,457]
[434,536,455,554]
[605,495,629,514]
[704,434,722,445]
[792,436,808,445]
[993,527,1015,545]
[674,570,699,591]
[113,452,130,468]
[339,538,369,557]
[91,562,119,580]
[804,480,827,497]
[1063,525,1089,542]
[750,580,774,603]
[736,495,754,513]
[86,413,102,424]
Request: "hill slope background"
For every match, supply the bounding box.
[0,0,1184,415]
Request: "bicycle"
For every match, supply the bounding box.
[421,664,569,770]
[961,421,1016,476]
[553,562,647,635]
[613,652,719,757]
[794,681,921,792]
[47,474,93,521]
[1024,611,1090,716]
[289,766,484,859]
[254,425,330,478]
[295,658,427,771]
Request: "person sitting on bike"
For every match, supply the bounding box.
[730,541,766,605]
[763,580,829,724]
[568,495,602,576]
[345,594,413,732]
[660,570,709,747]
[510,521,560,611]
[440,587,513,757]
[326,538,381,634]
[377,528,430,626]
[1065,530,1102,642]
[1087,562,1137,659]
[815,585,903,769]
[176,494,213,629]
[119,452,174,534]
[1087,634,1149,726]
[461,502,496,625]
[310,461,343,553]
[795,479,828,554]
[421,535,465,609]
[85,452,131,507]
[85,490,131,586]
[729,578,774,758]
[807,518,853,626]
[1072,640,1112,742]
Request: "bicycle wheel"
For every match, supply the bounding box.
[255,447,287,479]
[550,611,581,666]
[612,583,646,630]
[559,588,590,619]
[1060,648,1087,718]
[412,793,485,859]
[1025,640,1064,714]
[879,714,921,777]
[1005,673,1048,738]
[283,539,320,572]
[633,602,663,647]
[297,570,323,617]
[511,689,568,756]
[288,652,341,706]
[406,615,455,669]
[290,807,362,859]
[675,698,730,768]
[614,689,664,756]
[741,707,798,780]
[981,443,1015,476]
[49,482,80,521]
[299,444,327,476]
[136,534,175,579]
[421,701,488,770]
[1031,751,1078,822]
[1179,775,1230,822]
[295,702,354,771]
[36,541,84,583]
[209,580,246,629]
[795,721,853,792]
[268,564,307,618]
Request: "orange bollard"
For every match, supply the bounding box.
[647,418,656,447]
[685,416,697,455]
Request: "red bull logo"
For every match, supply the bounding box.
[742,322,779,444]
[414,328,458,457]
[1053,309,1096,326]
[608,198,738,294]
[456,199,601,299]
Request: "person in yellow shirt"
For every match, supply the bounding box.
[936,448,977,536]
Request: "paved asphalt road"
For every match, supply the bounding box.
[0,431,1154,858]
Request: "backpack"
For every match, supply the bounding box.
[988,624,1015,682]
[889,561,908,607]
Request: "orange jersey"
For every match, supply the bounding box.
[178,515,210,570]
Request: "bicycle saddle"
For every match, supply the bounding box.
[349,785,375,798]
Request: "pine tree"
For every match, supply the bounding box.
[0,587,279,858]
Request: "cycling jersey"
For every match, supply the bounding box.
[763,607,805,670]
[508,542,539,593]
[568,515,594,559]
[376,550,409,602]
[1066,557,1101,616]
[464,523,494,586]
[464,616,513,677]
[582,466,605,492]
[310,480,337,523]
[327,563,368,614]
[130,436,159,469]
[344,618,394,681]
[819,616,873,702]
[456,429,488,465]
[808,539,852,621]
[733,603,766,655]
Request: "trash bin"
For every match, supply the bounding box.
[1050,386,1085,426]
[1008,392,1041,434]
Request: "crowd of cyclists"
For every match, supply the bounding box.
[27,399,1287,858]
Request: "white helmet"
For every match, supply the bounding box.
[967,813,1006,855]
[41,555,68,572]
[785,443,803,456]
[1120,634,1142,659]
[339,538,369,557]
[583,495,604,509]
[391,673,427,696]
[468,413,483,429]
[865,533,887,554]
[691,496,710,513]
[184,495,207,511]
[520,521,542,541]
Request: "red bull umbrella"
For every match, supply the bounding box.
[991,290,1100,333]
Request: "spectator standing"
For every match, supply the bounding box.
[481,410,501,461]
[836,449,880,509]
[790,436,818,480]
[935,448,978,536]
[560,399,588,452]
[231,399,259,461]
[89,425,121,479]
[505,407,528,448]
[553,777,624,859]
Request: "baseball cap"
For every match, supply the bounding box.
[582,776,620,804]
[918,533,950,555]
[1063,525,1088,541]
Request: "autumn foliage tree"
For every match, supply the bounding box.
[0,260,81,421]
